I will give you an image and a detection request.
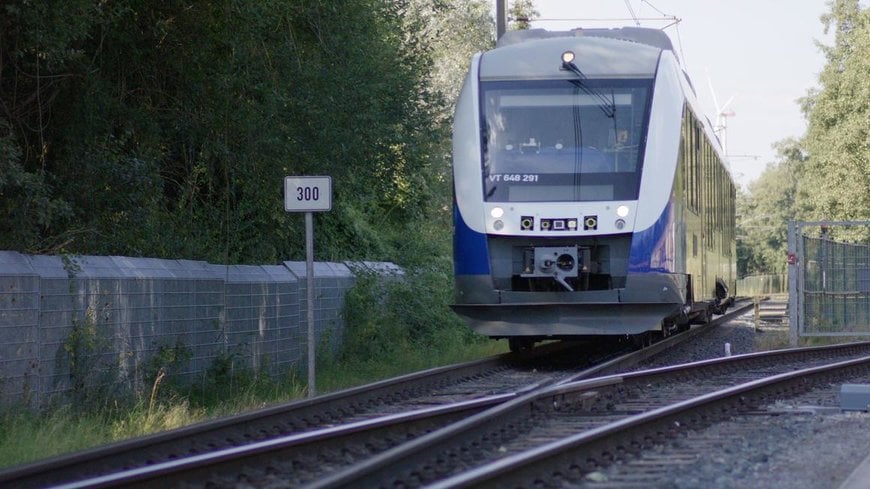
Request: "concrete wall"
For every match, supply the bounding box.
[0,251,398,407]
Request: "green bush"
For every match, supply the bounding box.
[327,264,495,388]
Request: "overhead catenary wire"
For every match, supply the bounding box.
[641,0,668,17]
[534,17,678,23]
[674,21,689,72]
[638,0,690,70]
[624,0,641,26]
[530,0,690,88]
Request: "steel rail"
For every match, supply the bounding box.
[311,339,870,488]
[0,346,547,489]
[48,393,522,489]
[430,355,870,488]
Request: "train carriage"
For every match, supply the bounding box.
[451,27,736,351]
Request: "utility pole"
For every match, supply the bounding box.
[496,0,507,40]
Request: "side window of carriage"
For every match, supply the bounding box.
[682,106,702,215]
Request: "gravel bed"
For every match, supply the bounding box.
[590,299,870,489]
[666,410,870,488]
[637,303,789,370]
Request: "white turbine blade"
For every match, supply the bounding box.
[705,68,720,112]
[720,94,736,113]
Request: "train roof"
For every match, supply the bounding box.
[496,27,676,56]
[481,28,665,80]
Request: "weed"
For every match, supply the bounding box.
[57,306,119,410]
[143,339,192,398]
[324,263,497,391]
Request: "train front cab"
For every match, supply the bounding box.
[451,32,736,348]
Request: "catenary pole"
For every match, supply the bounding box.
[496,0,507,40]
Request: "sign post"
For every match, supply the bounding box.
[284,176,332,397]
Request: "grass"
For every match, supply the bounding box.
[317,335,508,393]
[0,408,116,467]
[0,339,504,470]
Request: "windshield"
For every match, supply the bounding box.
[480,79,652,202]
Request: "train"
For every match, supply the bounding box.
[451,27,736,351]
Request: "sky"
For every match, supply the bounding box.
[506,0,836,188]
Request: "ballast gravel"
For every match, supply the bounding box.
[590,299,870,489]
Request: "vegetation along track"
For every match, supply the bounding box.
[310,340,870,488]
[0,337,633,488]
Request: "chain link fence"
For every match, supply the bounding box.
[789,221,870,344]
[0,252,399,408]
[737,274,788,297]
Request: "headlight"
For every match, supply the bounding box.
[490,207,504,218]
[616,205,630,217]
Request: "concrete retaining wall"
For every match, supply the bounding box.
[0,251,397,407]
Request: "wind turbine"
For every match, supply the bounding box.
[706,69,736,155]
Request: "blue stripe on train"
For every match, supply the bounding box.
[453,204,491,275]
[628,199,676,274]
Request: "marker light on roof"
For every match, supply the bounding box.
[561,51,575,64]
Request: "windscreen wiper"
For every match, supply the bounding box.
[561,51,616,118]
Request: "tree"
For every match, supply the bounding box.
[0,1,96,250]
[799,0,870,240]
[509,0,539,30]
[0,1,460,265]
[411,0,495,113]
[737,139,805,275]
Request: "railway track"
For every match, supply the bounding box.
[0,301,755,488]
[8,302,740,487]
[434,354,870,489]
[0,337,630,488]
[313,341,870,488]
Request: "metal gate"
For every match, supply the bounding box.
[788,220,870,345]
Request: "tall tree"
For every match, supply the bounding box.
[737,139,806,275]
[799,0,870,239]
[0,1,456,264]
[509,0,539,30]
[411,0,494,114]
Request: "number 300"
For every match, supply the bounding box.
[296,186,320,201]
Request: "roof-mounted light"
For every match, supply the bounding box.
[561,51,575,64]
